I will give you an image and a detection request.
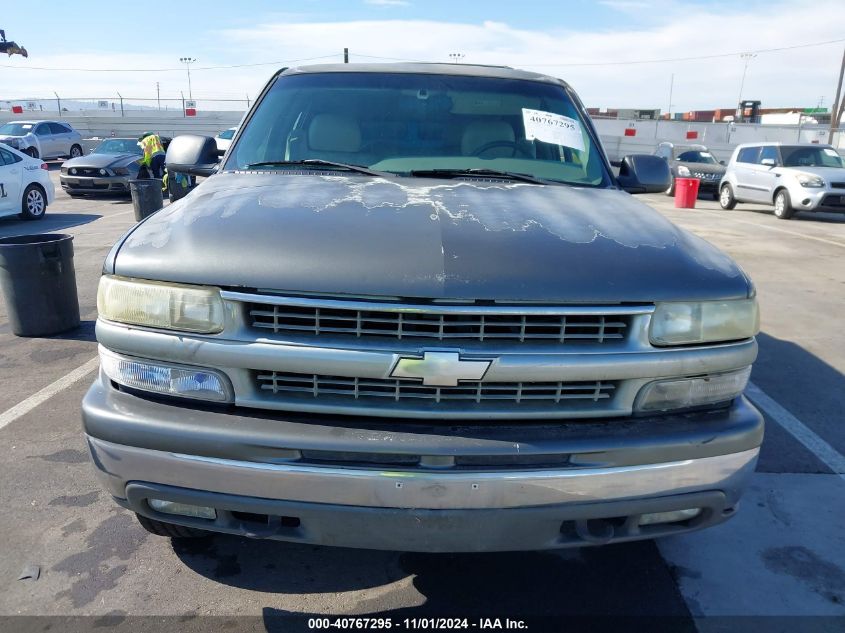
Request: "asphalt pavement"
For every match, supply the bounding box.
[0,167,843,631]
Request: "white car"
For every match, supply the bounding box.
[0,120,84,160]
[0,143,55,220]
[214,127,237,153]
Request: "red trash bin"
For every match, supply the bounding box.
[674,177,701,208]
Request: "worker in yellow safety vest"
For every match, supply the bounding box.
[138,131,166,179]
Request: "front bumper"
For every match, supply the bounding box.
[787,186,845,213]
[60,174,131,194]
[83,374,763,551]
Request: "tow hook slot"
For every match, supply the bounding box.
[575,518,616,544]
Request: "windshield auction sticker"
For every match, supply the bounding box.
[522,109,585,151]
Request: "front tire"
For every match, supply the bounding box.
[24,147,39,159]
[20,184,47,220]
[774,189,795,220]
[719,183,737,210]
[69,144,83,158]
[135,513,211,539]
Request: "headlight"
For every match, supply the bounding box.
[635,367,751,412]
[100,347,231,402]
[97,275,225,333]
[796,174,824,188]
[650,299,759,346]
[113,167,129,175]
[677,165,691,177]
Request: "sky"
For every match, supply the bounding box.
[2,0,844,113]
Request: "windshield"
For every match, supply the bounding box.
[780,146,844,168]
[0,122,34,136]
[218,128,236,140]
[226,72,610,186]
[676,150,718,164]
[93,139,142,155]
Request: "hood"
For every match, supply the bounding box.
[779,166,845,182]
[113,172,750,303]
[64,153,140,169]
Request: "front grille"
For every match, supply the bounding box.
[256,371,615,406]
[249,303,630,344]
[691,171,719,180]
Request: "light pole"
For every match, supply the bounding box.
[449,52,464,64]
[179,57,197,100]
[736,52,756,119]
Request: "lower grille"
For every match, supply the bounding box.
[256,371,615,406]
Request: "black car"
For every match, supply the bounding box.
[655,142,726,198]
[60,138,143,196]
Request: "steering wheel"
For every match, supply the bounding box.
[471,140,520,157]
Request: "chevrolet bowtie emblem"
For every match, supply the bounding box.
[390,351,491,387]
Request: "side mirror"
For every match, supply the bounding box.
[761,158,775,168]
[165,134,219,177]
[617,154,671,194]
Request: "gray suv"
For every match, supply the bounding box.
[83,63,763,552]
[719,142,845,219]
[0,120,83,160]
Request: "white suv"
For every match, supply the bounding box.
[719,142,845,219]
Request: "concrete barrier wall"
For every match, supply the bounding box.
[0,110,244,140]
[1,108,841,162]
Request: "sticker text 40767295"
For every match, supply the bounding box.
[521,108,586,152]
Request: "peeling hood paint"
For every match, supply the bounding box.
[114,172,749,302]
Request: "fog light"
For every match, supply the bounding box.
[100,347,231,402]
[639,508,701,526]
[635,367,751,412]
[148,499,216,520]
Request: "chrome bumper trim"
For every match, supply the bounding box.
[88,436,758,511]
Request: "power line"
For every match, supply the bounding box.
[353,38,845,67]
[0,53,340,72]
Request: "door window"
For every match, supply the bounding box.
[758,146,779,165]
[49,122,69,134]
[35,124,52,137]
[0,148,22,165]
[736,147,760,164]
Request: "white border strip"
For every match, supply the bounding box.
[746,381,845,480]
[0,356,99,432]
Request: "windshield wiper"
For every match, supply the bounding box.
[243,159,389,178]
[408,168,552,185]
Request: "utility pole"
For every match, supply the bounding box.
[667,73,674,120]
[179,57,196,99]
[828,45,845,144]
[156,82,161,110]
[54,91,61,114]
[246,94,250,108]
[344,47,349,63]
[736,52,756,119]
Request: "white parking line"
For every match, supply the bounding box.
[685,208,845,249]
[0,356,99,432]
[746,381,845,480]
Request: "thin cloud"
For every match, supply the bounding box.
[599,1,651,10]
[364,0,410,6]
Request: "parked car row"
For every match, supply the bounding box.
[0,120,83,160]
[654,140,845,220]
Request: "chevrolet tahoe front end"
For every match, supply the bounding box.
[82,63,763,552]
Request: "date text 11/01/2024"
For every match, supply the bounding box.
[307,618,529,630]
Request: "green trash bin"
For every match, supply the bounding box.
[0,233,81,337]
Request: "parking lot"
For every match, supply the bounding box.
[0,165,843,629]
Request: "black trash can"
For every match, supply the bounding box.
[0,234,81,337]
[167,171,193,202]
[129,178,164,222]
